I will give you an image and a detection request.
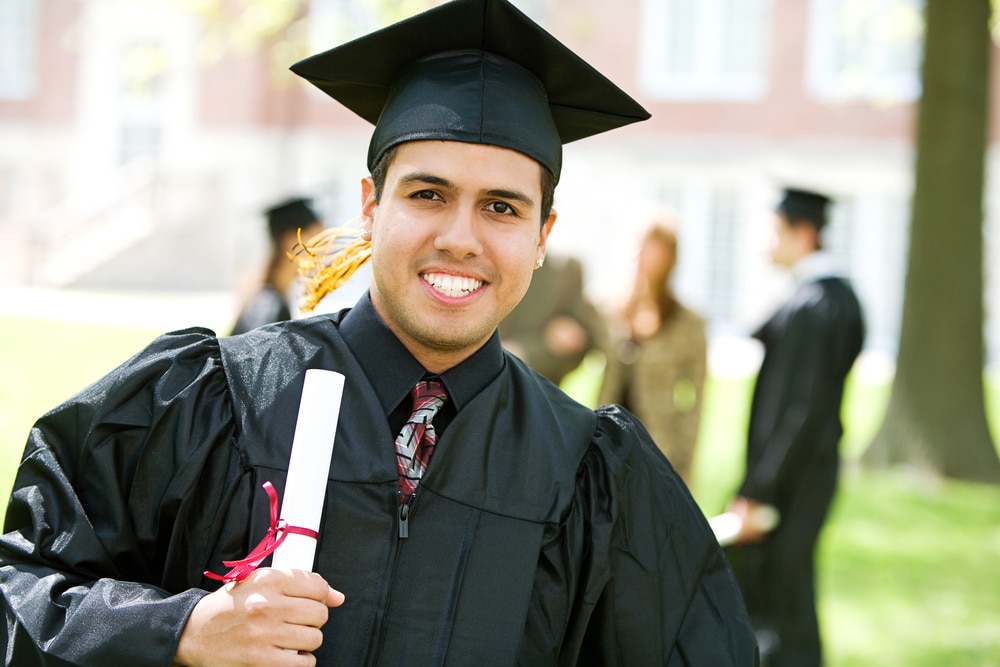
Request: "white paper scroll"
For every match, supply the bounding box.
[270,369,345,571]
[708,505,780,547]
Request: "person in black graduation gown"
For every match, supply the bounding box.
[725,188,865,667]
[231,197,324,335]
[0,1,758,665]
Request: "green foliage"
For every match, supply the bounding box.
[175,0,446,79]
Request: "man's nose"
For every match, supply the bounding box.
[434,208,484,258]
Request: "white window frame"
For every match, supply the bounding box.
[638,0,773,101]
[805,0,924,103]
[0,0,40,100]
[117,42,168,164]
[308,0,550,52]
[642,179,749,334]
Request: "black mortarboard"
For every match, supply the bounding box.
[290,0,650,183]
[776,188,832,230]
[265,197,320,241]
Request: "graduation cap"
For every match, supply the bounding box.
[290,0,651,183]
[776,188,832,230]
[265,197,321,241]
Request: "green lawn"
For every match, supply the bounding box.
[2,315,1000,665]
[0,316,167,491]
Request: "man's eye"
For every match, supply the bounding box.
[488,201,513,215]
[414,190,438,200]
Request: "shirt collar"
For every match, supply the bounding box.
[339,292,504,415]
[793,250,845,284]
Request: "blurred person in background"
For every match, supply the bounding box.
[599,213,707,486]
[499,252,610,387]
[726,188,865,667]
[230,196,324,335]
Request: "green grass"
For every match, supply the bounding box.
[3,315,1000,665]
[0,315,165,494]
[563,351,1000,666]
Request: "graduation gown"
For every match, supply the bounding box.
[1,297,757,666]
[231,284,292,335]
[730,268,864,666]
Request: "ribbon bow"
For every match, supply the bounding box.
[204,481,319,584]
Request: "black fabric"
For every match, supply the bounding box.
[265,196,319,240]
[290,0,650,181]
[775,188,831,230]
[1,298,758,666]
[729,276,864,667]
[230,284,292,335]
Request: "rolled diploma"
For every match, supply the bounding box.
[708,505,780,547]
[270,369,345,571]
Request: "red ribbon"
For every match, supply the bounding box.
[204,481,319,584]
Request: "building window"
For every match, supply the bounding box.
[118,44,167,164]
[0,0,40,100]
[638,0,772,101]
[707,188,742,329]
[806,0,924,103]
[643,181,745,333]
[825,193,907,355]
[308,0,549,50]
[307,0,380,50]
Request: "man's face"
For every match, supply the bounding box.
[769,213,808,269]
[361,140,556,371]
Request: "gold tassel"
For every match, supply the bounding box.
[292,219,372,313]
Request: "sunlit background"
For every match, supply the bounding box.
[2,2,1000,665]
[3,0,993,366]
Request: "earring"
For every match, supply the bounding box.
[536,257,545,268]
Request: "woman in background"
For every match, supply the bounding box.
[600,214,707,486]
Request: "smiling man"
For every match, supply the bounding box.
[0,1,757,665]
[361,142,554,373]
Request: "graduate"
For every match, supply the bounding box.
[231,197,325,336]
[726,188,865,667]
[0,1,758,665]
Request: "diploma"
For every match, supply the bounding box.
[708,505,780,547]
[270,369,345,571]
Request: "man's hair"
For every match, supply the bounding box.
[370,144,557,225]
[776,189,831,232]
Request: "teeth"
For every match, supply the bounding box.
[423,272,482,297]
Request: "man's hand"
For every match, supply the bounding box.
[544,316,588,358]
[726,496,780,544]
[174,568,345,667]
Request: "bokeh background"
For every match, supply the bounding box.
[2,1,999,665]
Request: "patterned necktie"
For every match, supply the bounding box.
[395,379,448,504]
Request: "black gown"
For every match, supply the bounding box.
[231,284,292,335]
[729,274,864,667]
[1,296,757,666]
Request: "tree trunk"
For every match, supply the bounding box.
[865,0,1000,483]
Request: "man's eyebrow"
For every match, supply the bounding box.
[398,172,453,189]
[485,189,535,208]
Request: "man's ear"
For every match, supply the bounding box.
[360,177,376,240]
[537,208,557,257]
[799,221,821,252]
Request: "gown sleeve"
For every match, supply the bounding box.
[0,328,239,667]
[544,404,758,666]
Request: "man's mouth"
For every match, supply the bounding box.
[422,272,483,298]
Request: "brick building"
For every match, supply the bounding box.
[2,0,999,360]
